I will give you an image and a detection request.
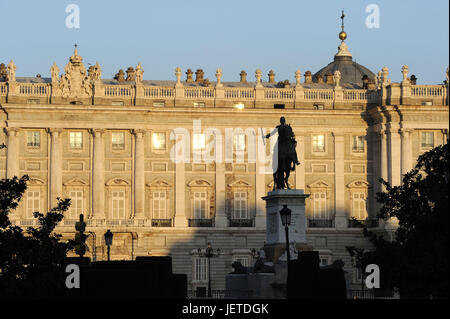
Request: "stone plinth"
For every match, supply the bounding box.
[262,190,309,260]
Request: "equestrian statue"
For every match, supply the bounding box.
[265,117,300,190]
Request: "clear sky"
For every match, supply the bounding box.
[1,0,448,84]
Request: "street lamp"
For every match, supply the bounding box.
[104,229,113,261]
[279,204,292,275]
[197,242,221,298]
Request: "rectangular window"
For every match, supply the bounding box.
[352,136,365,152]
[26,190,40,218]
[320,257,329,267]
[69,132,83,149]
[112,132,125,150]
[152,191,167,219]
[313,192,327,219]
[193,133,206,150]
[233,134,246,152]
[353,267,363,283]
[421,132,434,149]
[233,192,248,219]
[152,132,166,150]
[112,190,125,219]
[153,101,165,107]
[233,256,250,267]
[194,192,207,219]
[352,193,367,220]
[69,190,83,219]
[193,102,205,108]
[312,135,325,152]
[194,256,208,281]
[27,131,40,148]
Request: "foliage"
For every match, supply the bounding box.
[0,175,74,298]
[346,143,449,298]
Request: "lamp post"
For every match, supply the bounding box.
[198,242,221,298]
[104,229,113,261]
[279,204,292,276]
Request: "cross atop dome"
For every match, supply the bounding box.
[335,10,352,58]
[339,10,347,41]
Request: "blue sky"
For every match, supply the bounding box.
[1,0,448,84]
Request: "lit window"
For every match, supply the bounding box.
[194,192,207,219]
[421,132,434,149]
[26,190,40,218]
[234,103,245,110]
[152,132,166,150]
[194,256,208,281]
[27,131,40,148]
[313,192,327,219]
[233,134,246,152]
[112,132,125,150]
[153,102,165,107]
[312,135,325,152]
[69,190,83,219]
[193,133,206,150]
[112,190,125,219]
[193,102,205,108]
[233,192,248,219]
[352,193,367,220]
[69,132,83,149]
[153,191,167,219]
[352,136,364,152]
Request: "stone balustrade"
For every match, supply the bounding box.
[1,80,448,107]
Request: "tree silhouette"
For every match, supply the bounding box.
[0,175,74,297]
[347,143,449,298]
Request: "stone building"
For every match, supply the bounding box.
[0,29,448,296]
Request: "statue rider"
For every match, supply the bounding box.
[265,116,300,166]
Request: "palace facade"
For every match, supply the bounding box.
[0,33,448,295]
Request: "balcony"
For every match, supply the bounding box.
[188,219,214,227]
[348,219,379,228]
[229,218,254,227]
[151,219,173,227]
[308,219,334,228]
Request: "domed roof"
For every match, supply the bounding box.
[313,41,376,88]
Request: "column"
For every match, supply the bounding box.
[133,129,146,219]
[295,135,305,190]
[215,131,227,227]
[49,128,63,208]
[332,133,347,228]
[5,127,19,179]
[254,128,266,228]
[380,130,388,188]
[174,130,187,227]
[91,129,105,219]
[388,128,402,186]
[400,129,413,178]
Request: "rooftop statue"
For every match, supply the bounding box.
[265,117,300,190]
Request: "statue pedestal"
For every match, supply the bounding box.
[262,189,311,263]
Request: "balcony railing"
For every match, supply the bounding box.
[228,218,254,227]
[188,219,214,227]
[151,219,173,227]
[308,219,334,228]
[348,219,379,228]
[187,289,226,299]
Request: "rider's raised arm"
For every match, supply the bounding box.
[265,127,278,139]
